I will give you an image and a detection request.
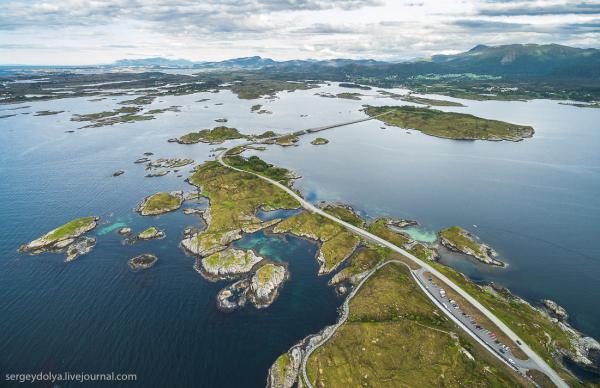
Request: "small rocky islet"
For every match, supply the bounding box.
[18,216,99,261]
[137,226,165,240]
[438,226,505,266]
[137,191,184,216]
[128,254,158,271]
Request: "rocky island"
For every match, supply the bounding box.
[177,126,246,144]
[364,105,534,141]
[129,254,158,271]
[310,137,329,145]
[439,226,505,266]
[19,216,99,256]
[137,191,183,216]
[137,226,165,240]
[198,248,264,280]
[248,263,288,308]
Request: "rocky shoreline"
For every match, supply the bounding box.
[18,216,99,261]
[438,226,505,267]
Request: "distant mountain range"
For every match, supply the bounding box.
[109,44,600,80]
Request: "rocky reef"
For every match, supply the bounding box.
[65,237,96,262]
[129,254,158,271]
[438,226,505,266]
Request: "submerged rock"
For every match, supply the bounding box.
[65,237,96,262]
[118,227,132,236]
[216,279,250,312]
[129,254,158,271]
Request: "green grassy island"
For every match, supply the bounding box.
[310,137,329,145]
[364,105,534,141]
[137,191,183,216]
[177,126,246,144]
[336,92,362,100]
[439,226,504,266]
[19,216,99,253]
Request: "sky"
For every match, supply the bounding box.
[1,0,599,65]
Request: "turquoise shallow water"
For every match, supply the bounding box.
[397,226,438,244]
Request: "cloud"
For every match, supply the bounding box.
[478,2,600,16]
[452,19,531,32]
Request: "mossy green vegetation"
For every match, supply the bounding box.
[440,226,483,255]
[364,105,534,141]
[228,79,318,99]
[178,126,245,144]
[275,134,299,146]
[224,155,293,185]
[322,204,364,227]
[429,262,583,386]
[256,130,277,139]
[138,192,183,216]
[330,246,387,285]
[19,216,98,253]
[273,211,359,274]
[336,92,362,100]
[183,162,298,256]
[310,137,329,145]
[307,263,527,387]
[45,217,97,242]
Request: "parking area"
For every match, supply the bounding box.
[413,267,533,372]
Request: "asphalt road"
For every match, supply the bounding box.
[216,116,568,388]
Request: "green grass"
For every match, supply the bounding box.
[185,162,298,254]
[364,105,534,141]
[178,126,245,144]
[256,130,277,138]
[307,263,527,387]
[138,226,159,239]
[274,212,359,274]
[255,263,278,286]
[139,192,182,215]
[310,137,329,145]
[275,134,299,146]
[229,79,317,99]
[439,226,484,256]
[224,155,292,185]
[322,204,364,227]
[45,217,97,241]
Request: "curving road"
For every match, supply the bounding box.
[216,117,568,388]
